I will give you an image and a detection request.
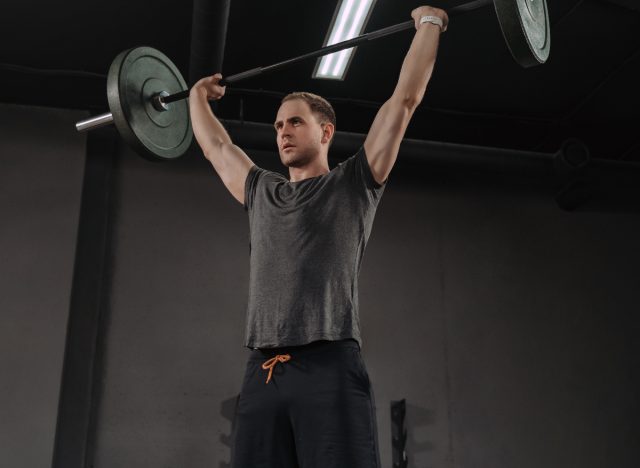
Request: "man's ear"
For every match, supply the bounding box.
[321,122,335,144]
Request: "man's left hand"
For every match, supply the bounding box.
[411,6,449,32]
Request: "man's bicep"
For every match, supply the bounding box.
[207,143,255,205]
[363,95,415,185]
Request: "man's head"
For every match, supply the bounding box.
[274,92,336,168]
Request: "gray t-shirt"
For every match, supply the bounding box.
[243,146,386,349]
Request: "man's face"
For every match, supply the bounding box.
[274,99,329,168]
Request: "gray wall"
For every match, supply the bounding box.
[1,104,639,468]
[0,104,86,467]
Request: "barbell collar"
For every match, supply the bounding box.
[151,91,171,111]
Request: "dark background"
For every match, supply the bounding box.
[1,1,639,468]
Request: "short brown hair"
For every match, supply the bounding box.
[282,92,336,138]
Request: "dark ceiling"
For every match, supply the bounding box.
[1,0,639,161]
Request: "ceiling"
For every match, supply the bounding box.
[1,0,639,161]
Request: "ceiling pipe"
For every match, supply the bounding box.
[219,119,640,178]
[218,119,640,212]
[189,0,231,86]
[602,0,640,12]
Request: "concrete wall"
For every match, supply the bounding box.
[0,104,86,467]
[1,104,639,468]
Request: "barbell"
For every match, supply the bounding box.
[75,0,550,161]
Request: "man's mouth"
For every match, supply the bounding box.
[282,144,295,150]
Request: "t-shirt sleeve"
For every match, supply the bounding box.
[343,146,387,203]
[243,165,261,212]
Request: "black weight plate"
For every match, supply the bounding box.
[107,47,192,161]
[494,0,551,67]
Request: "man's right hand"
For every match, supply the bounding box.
[190,73,226,101]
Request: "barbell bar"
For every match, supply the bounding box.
[75,0,550,161]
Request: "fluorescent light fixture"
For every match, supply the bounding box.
[313,0,377,81]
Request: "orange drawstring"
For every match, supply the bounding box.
[261,354,291,384]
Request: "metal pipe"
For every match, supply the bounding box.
[220,119,557,175]
[189,0,231,86]
[219,119,640,179]
[75,113,114,132]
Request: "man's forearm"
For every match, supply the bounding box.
[393,22,442,107]
[189,88,232,154]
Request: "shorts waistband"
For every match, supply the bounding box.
[248,338,359,362]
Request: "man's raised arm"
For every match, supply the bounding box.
[190,74,255,205]
[364,6,448,185]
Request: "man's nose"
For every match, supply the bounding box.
[280,124,292,137]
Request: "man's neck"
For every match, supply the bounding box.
[288,161,330,183]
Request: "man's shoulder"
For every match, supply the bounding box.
[334,146,365,171]
[249,165,288,183]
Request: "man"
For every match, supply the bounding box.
[189,5,448,467]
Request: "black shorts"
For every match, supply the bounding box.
[230,338,381,468]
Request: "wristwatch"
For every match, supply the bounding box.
[419,15,444,31]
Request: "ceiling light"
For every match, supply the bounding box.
[313,0,377,81]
